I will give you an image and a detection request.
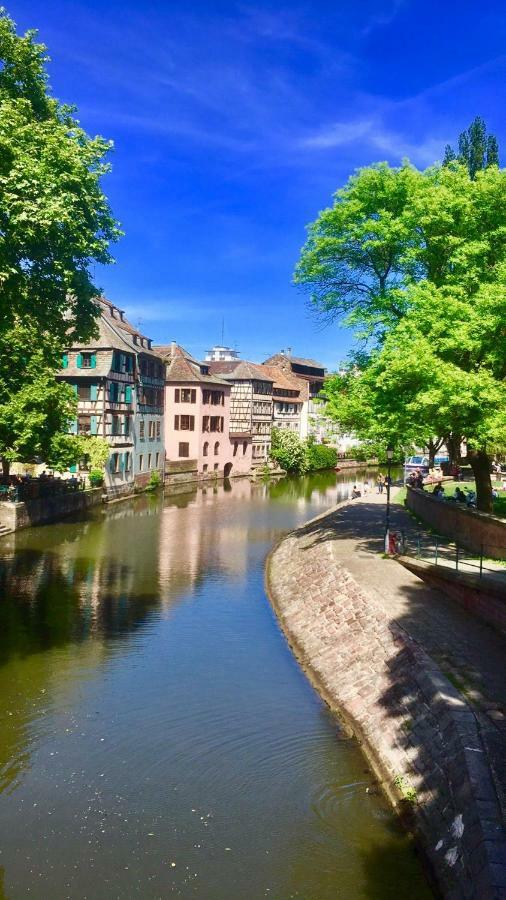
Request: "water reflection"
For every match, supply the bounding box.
[0,470,431,899]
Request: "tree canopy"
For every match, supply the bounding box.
[0,322,79,474]
[443,116,500,178]
[0,10,121,343]
[295,155,506,511]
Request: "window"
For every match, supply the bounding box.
[123,416,130,436]
[108,381,120,403]
[156,421,161,439]
[148,453,152,469]
[175,388,196,403]
[204,416,223,433]
[78,455,90,472]
[155,452,160,468]
[214,441,220,456]
[243,441,247,455]
[233,442,238,456]
[111,415,121,435]
[203,441,209,457]
[139,420,145,440]
[139,454,144,471]
[78,415,91,435]
[78,384,91,400]
[203,463,208,473]
[148,420,155,440]
[125,452,131,472]
[252,380,271,395]
[203,390,224,406]
[78,352,96,369]
[174,415,194,431]
[110,453,121,473]
[213,463,219,471]
[178,442,189,458]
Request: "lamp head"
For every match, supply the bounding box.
[386,445,394,460]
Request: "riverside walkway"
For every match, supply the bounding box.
[267,486,506,898]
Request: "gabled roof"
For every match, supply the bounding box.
[66,297,160,359]
[263,352,325,371]
[207,360,273,382]
[155,343,229,386]
[260,365,309,400]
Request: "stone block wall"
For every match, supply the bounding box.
[0,488,102,532]
[267,523,506,898]
[406,487,506,559]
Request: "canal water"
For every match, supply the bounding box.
[0,470,431,899]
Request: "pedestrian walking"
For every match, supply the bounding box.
[376,473,384,494]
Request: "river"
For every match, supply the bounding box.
[0,470,431,899]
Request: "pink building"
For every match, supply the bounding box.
[155,343,252,485]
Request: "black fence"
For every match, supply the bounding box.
[393,530,506,581]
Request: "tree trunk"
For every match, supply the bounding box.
[446,433,462,467]
[427,437,444,468]
[1,458,10,477]
[467,448,493,512]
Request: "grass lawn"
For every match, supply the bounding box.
[394,479,506,519]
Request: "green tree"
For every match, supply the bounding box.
[324,279,506,511]
[0,322,78,474]
[443,116,500,178]
[0,10,121,342]
[271,427,309,474]
[295,162,506,339]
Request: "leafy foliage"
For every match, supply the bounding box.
[0,10,120,342]
[77,436,110,471]
[443,116,500,178]
[297,157,506,511]
[270,428,337,474]
[0,322,78,472]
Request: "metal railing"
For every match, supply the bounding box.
[391,531,506,581]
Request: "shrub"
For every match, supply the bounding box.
[88,469,104,487]
[270,428,338,474]
[146,469,162,491]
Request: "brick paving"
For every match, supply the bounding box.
[266,487,506,899]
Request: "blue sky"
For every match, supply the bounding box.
[10,0,506,368]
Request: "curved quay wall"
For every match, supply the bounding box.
[265,503,506,899]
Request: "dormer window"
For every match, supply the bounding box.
[133,335,138,345]
[110,307,115,317]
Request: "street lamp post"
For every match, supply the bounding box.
[385,445,394,553]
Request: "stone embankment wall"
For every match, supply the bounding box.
[0,488,102,533]
[406,486,506,559]
[266,511,506,899]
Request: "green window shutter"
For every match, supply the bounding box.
[69,464,77,474]
[90,384,98,401]
[72,383,78,396]
[69,418,78,434]
[62,353,68,368]
[124,416,129,435]
[90,354,96,369]
[77,353,83,368]
[120,452,126,471]
[125,385,132,403]
[108,454,115,473]
[90,415,98,435]
[109,382,115,402]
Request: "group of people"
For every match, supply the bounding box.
[376,472,392,494]
[432,483,476,507]
[406,469,425,490]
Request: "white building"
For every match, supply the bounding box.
[204,345,240,363]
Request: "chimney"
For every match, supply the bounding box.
[286,347,292,358]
